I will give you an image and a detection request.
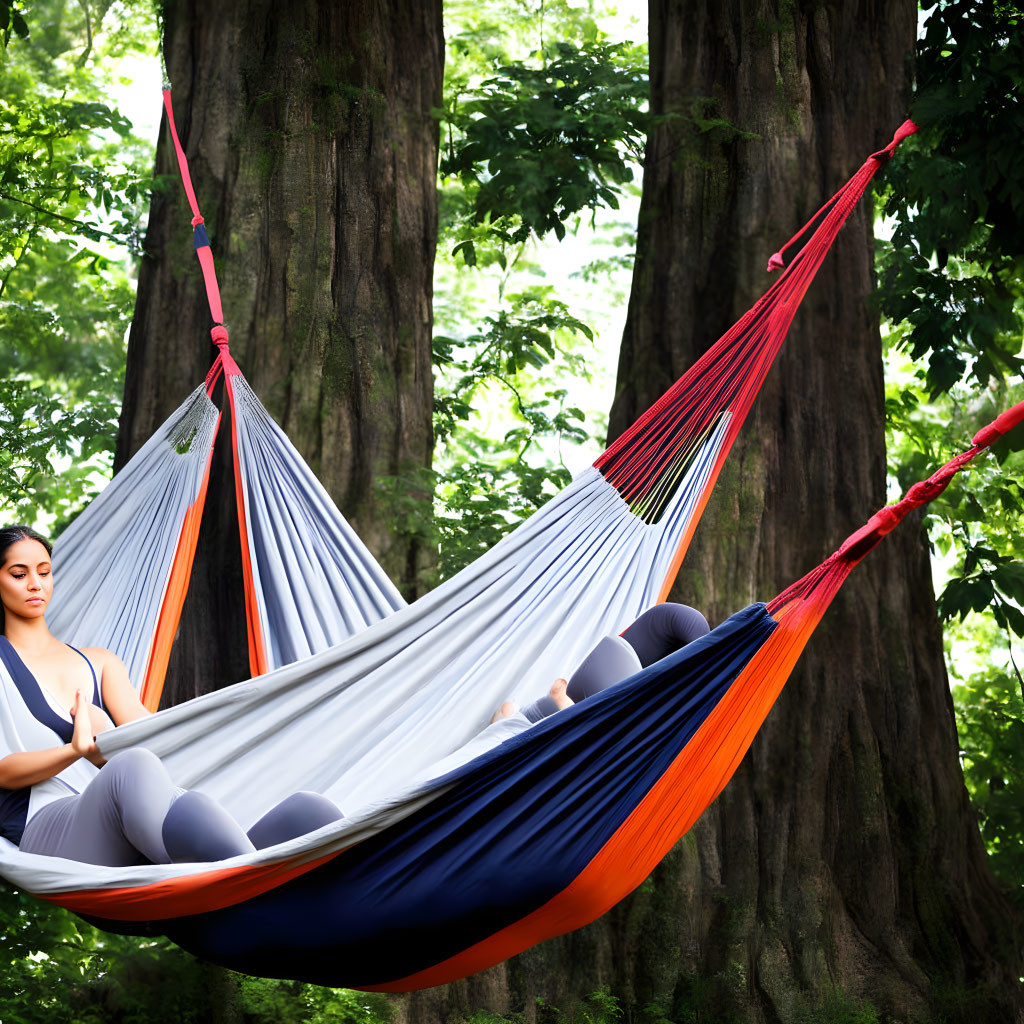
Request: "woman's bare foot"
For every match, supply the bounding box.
[549,677,574,711]
[490,700,519,724]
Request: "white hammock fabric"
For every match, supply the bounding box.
[46,386,219,687]
[47,379,405,695]
[0,384,730,899]
[228,374,405,671]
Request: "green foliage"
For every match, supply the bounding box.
[953,659,1024,899]
[884,356,1024,893]
[0,98,141,249]
[0,1,29,47]
[0,881,188,1024]
[434,289,593,443]
[235,978,394,1023]
[434,435,568,578]
[0,0,153,526]
[0,374,122,529]
[886,375,1024,644]
[0,880,397,1023]
[440,39,647,246]
[877,0,1024,397]
[938,550,1024,643]
[429,1,643,580]
[441,0,646,255]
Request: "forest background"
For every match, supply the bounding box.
[0,1,1022,1022]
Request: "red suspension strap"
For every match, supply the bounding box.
[767,397,1024,621]
[765,120,919,273]
[161,89,240,394]
[595,120,920,528]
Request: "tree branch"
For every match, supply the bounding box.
[0,191,127,244]
[75,0,93,68]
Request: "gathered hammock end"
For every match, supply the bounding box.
[766,119,919,274]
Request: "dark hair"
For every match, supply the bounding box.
[0,525,52,564]
[0,525,53,632]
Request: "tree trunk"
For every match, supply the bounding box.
[395,2,1023,1022]
[118,0,442,705]
[595,0,1021,1020]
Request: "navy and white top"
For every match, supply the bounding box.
[0,636,105,844]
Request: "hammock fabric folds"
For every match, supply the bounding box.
[46,387,220,708]
[3,101,995,992]
[28,397,1021,990]
[165,604,780,988]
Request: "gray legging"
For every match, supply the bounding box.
[520,603,711,721]
[20,748,343,867]
[620,603,710,668]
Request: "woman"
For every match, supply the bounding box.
[0,525,342,866]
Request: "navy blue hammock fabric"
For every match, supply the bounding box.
[164,605,776,987]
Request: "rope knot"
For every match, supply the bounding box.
[905,480,942,506]
[870,506,901,535]
[191,215,205,228]
[210,324,230,348]
[871,119,919,165]
[766,252,785,273]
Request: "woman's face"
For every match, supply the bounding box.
[0,538,52,624]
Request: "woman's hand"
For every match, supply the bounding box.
[87,704,115,736]
[70,690,105,766]
[0,691,107,787]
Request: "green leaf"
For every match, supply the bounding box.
[994,562,1024,605]
[1000,602,1024,639]
[452,238,477,266]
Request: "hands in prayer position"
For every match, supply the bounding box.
[70,689,107,767]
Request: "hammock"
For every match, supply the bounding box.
[47,369,406,706]
[5,106,1000,991]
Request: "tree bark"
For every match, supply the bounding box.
[396,2,1023,1022]
[593,1,1021,1021]
[118,0,442,705]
